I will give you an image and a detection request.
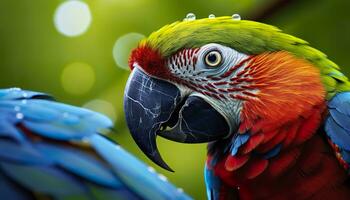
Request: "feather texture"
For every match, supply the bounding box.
[0,88,191,200]
[325,92,350,170]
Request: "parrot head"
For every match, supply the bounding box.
[124,16,335,171]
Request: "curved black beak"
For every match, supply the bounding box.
[124,68,230,171]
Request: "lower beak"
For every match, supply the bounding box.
[124,68,229,171]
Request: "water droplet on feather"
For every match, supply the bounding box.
[185,13,196,21]
[208,14,215,19]
[232,14,241,21]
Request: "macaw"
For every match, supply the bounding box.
[124,16,350,199]
[0,88,191,200]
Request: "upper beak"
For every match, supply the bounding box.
[124,67,230,171]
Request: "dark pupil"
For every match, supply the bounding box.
[207,53,217,63]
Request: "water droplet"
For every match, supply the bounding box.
[14,106,21,112]
[208,14,215,19]
[232,14,241,21]
[16,113,24,120]
[21,100,27,104]
[158,174,168,182]
[147,166,156,173]
[22,92,28,98]
[185,13,196,21]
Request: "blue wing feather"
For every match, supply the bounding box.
[0,172,31,200]
[229,133,250,156]
[0,162,87,197]
[325,92,350,170]
[90,134,188,200]
[88,183,142,200]
[0,88,49,100]
[0,120,25,142]
[329,109,350,132]
[0,88,192,200]
[0,140,51,165]
[204,164,222,200]
[325,117,350,150]
[35,143,122,188]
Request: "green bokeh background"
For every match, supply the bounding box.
[1,0,350,199]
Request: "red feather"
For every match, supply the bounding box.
[214,135,350,199]
[262,129,279,143]
[242,158,269,179]
[225,154,250,171]
[240,133,264,154]
[266,147,301,178]
[292,108,322,146]
[256,128,286,153]
[282,121,300,147]
[208,52,350,199]
[129,44,172,80]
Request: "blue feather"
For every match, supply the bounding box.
[23,120,94,140]
[0,172,30,200]
[89,134,189,200]
[0,120,25,142]
[328,92,350,114]
[0,88,48,101]
[0,140,51,165]
[204,164,221,200]
[230,133,250,156]
[35,143,122,188]
[88,183,141,200]
[329,108,350,131]
[325,116,350,151]
[0,162,87,197]
[325,92,350,168]
[0,100,111,141]
[0,88,192,199]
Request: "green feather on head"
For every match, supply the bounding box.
[140,16,350,99]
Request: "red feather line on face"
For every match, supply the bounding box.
[212,51,327,187]
[170,48,199,71]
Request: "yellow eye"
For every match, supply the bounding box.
[204,50,222,67]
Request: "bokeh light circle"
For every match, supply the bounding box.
[83,99,116,122]
[54,0,92,37]
[61,62,95,95]
[113,32,145,70]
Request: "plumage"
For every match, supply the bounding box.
[225,154,249,171]
[325,92,350,170]
[204,162,222,200]
[240,133,264,154]
[126,16,350,199]
[0,88,191,200]
[229,133,250,156]
[141,17,350,98]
